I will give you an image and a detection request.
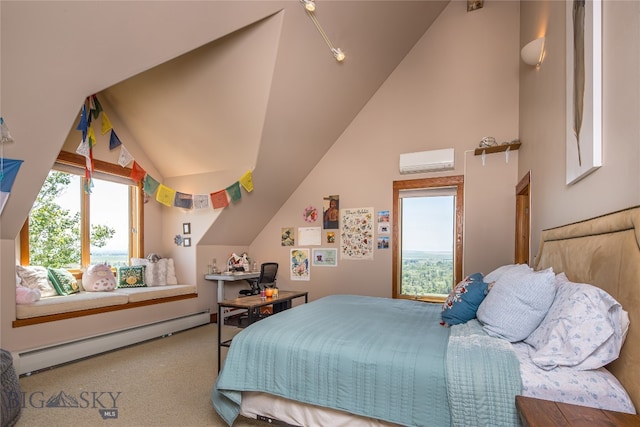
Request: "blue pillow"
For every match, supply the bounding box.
[441,273,489,326]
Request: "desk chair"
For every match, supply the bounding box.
[238,262,278,325]
[239,262,278,296]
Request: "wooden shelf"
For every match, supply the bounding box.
[474,142,521,156]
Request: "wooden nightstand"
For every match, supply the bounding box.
[515,395,640,427]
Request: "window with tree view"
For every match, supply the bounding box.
[393,176,463,302]
[21,152,143,270]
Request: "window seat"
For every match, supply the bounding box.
[14,285,197,326]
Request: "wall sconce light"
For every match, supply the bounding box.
[300,0,345,62]
[521,37,545,67]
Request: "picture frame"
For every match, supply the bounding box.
[312,248,338,267]
[290,248,310,281]
[565,0,602,185]
[183,223,191,234]
[183,237,191,247]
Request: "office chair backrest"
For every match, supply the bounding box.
[258,262,278,287]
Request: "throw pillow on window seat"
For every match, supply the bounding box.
[15,265,58,298]
[117,266,147,288]
[83,264,117,291]
[131,257,178,286]
[47,268,80,296]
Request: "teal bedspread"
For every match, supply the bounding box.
[212,295,521,426]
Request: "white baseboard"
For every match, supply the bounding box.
[12,311,210,375]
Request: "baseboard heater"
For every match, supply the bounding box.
[12,311,210,376]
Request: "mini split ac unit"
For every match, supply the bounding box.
[399,148,455,174]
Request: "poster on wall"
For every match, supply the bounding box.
[290,248,310,281]
[281,227,295,246]
[323,195,340,229]
[340,207,374,260]
[298,227,321,245]
[312,248,338,267]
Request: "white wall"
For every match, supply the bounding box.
[518,0,640,259]
[249,1,521,300]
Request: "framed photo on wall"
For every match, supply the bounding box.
[312,248,338,267]
[566,0,602,184]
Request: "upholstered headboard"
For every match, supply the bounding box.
[534,206,640,412]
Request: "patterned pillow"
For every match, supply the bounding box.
[117,266,146,288]
[524,273,630,370]
[47,268,80,295]
[83,264,117,292]
[476,266,556,342]
[441,273,489,326]
[15,265,58,298]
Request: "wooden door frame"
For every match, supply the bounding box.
[515,171,531,265]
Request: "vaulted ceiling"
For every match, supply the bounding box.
[87,1,451,244]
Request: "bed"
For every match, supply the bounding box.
[212,206,639,426]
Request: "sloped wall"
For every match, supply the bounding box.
[249,1,521,300]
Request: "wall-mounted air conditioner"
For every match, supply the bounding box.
[399,148,455,174]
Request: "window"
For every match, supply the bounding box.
[20,151,143,271]
[392,176,463,302]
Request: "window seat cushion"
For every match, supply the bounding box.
[113,284,196,303]
[15,285,196,319]
[16,291,129,319]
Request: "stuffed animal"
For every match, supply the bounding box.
[16,285,40,304]
[83,264,117,292]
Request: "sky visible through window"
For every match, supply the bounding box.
[402,196,454,252]
[56,174,129,253]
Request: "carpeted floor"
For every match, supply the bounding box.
[14,323,269,427]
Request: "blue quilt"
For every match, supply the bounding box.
[212,295,521,426]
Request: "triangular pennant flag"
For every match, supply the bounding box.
[143,174,160,196]
[109,130,122,150]
[226,181,242,202]
[87,125,96,148]
[156,184,176,207]
[0,158,24,215]
[210,190,229,209]
[193,194,210,209]
[174,192,193,209]
[239,170,254,192]
[130,161,146,183]
[101,112,113,135]
[0,117,15,143]
[76,138,90,158]
[76,104,88,141]
[91,95,103,119]
[118,145,134,167]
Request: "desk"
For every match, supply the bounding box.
[204,272,260,320]
[217,290,308,372]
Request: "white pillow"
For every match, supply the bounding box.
[484,263,532,284]
[166,258,178,285]
[524,273,630,370]
[477,266,556,342]
[131,257,177,286]
[15,265,58,298]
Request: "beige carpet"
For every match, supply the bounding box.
[15,323,269,427]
